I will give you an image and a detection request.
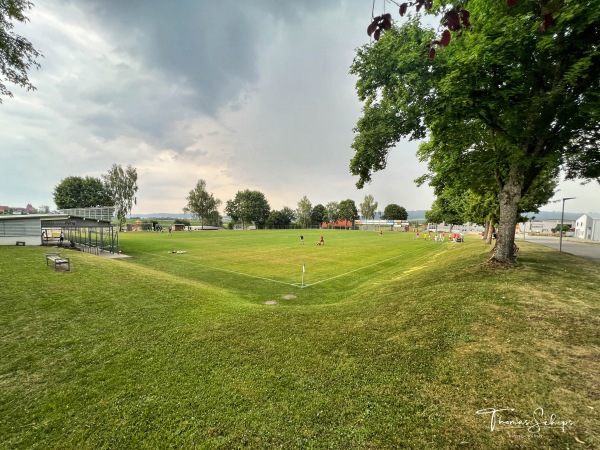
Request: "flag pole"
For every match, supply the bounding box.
[302,263,305,287]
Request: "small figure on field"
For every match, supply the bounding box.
[168,227,172,236]
[320,236,324,245]
[300,235,304,245]
[59,231,64,244]
[380,229,383,236]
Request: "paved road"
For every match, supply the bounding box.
[520,235,600,262]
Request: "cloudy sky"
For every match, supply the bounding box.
[2,0,598,215]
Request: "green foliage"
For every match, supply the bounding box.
[175,218,191,227]
[338,199,359,227]
[183,179,221,229]
[0,0,42,103]
[296,195,312,228]
[325,201,340,226]
[310,204,327,226]
[265,209,294,229]
[359,194,378,220]
[381,203,407,220]
[350,0,600,262]
[52,176,113,209]
[225,189,270,229]
[103,164,138,231]
[425,189,465,226]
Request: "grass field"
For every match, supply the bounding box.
[1,229,599,449]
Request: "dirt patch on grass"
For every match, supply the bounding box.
[281,294,297,300]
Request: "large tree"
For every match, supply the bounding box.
[381,204,408,221]
[351,1,600,262]
[53,176,113,210]
[311,204,327,226]
[103,164,138,231]
[0,0,42,103]
[296,195,312,228]
[424,189,465,231]
[225,189,270,229]
[338,199,359,230]
[359,194,378,220]
[183,179,221,230]
[325,201,340,228]
[265,207,295,229]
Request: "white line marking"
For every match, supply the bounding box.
[133,245,447,289]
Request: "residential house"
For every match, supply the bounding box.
[574,214,600,241]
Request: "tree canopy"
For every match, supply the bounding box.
[0,0,42,103]
[296,195,312,228]
[381,204,408,220]
[311,204,327,226]
[325,201,340,227]
[351,0,600,262]
[265,208,295,229]
[184,179,221,229]
[338,199,359,229]
[103,164,138,231]
[225,189,270,229]
[359,194,378,220]
[53,176,113,210]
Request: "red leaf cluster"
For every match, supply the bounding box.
[367,0,555,60]
[540,13,553,31]
[443,9,470,31]
[367,13,393,40]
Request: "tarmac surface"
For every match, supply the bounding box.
[520,235,600,262]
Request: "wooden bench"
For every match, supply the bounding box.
[16,241,25,246]
[46,252,71,271]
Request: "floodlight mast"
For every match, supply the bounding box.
[559,197,576,252]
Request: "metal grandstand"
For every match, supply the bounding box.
[58,207,116,221]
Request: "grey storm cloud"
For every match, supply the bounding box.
[67,0,344,117]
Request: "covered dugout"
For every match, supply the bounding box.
[0,213,119,254]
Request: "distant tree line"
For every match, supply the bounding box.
[183,179,411,230]
[51,171,411,231]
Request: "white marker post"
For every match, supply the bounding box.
[302,263,305,287]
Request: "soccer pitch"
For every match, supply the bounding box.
[118,229,460,291]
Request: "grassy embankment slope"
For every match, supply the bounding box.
[1,230,598,449]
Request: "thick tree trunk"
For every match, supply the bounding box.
[485,219,494,245]
[493,167,524,262]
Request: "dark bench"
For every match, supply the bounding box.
[16,241,25,246]
[46,252,71,271]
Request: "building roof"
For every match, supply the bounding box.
[0,214,68,221]
[0,214,112,227]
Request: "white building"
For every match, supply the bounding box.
[541,219,575,233]
[518,220,544,233]
[574,214,600,241]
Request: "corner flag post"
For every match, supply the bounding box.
[302,263,305,287]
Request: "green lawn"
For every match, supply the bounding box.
[1,230,598,449]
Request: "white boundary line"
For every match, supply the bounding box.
[299,246,440,288]
[135,250,294,286]
[133,245,447,289]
